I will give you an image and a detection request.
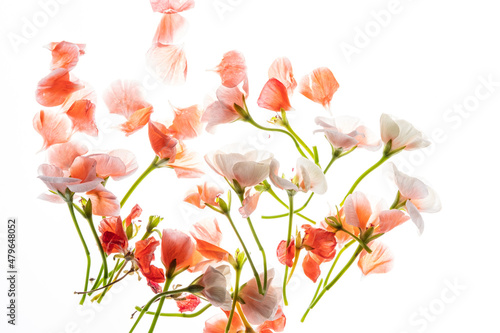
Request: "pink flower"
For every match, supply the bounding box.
[147,43,187,85]
[205,148,273,189]
[36,68,84,107]
[197,265,232,310]
[256,306,286,333]
[46,41,85,71]
[380,114,430,153]
[298,67,339,109]
[301,224,337,282]
[161,229,195,275]
[213,50,247,88]
[268,57,297,96]
[202,85,248,132]
[166,141,204,178]
[269,157,327,194]
[390,164,441,234]
[47,141,88,170]
[33,110,72,150]
[357,241,394,276]
[238,188,262,218]
[135,236,166,291]
[184,182,223,209]
[86,150,138,181]
[191,218,229,263]
[86,185,120,216]
[315,116,381,151]
[257,78,292,112]
[276,239,295,267]
[239,269,282,325]
[148,121,178,161]
[166,103,204,140]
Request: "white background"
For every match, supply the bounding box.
[1,0,499,332]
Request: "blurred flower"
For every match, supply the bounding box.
[298,67,339,109]
[380,114,430,153]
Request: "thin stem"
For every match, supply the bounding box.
[245,117,308,159]
[121,156,159,208]
[134,304,212,317]
[236,192,268,292]
[283,121,315,159]
[263,187,316,224]
[282,193,294,306]
[236,303,255,332]
[301,279,324,323]
[88,264,104,296]
[91,259,120,294]
[224,212,264,295]
[226,267,242,333]
[76,267,132,294]
[323,240,356,287]
[302,245,363,322]
[340,155,390,206]
[148,278,173,333]
[129,286,194,333]
[66,201,91,305]
[84,213,109,281]
[286,248,301,284]
[97,260,126,303]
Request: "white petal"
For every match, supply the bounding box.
[406,200,425,235]
[296,157,327,194]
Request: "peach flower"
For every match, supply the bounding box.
[298,67,339,109]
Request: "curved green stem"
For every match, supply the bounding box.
[84,214,109,281]
[340,155,390,206]
[245,117,308,159]
[97,260,126,303]
[226,267,242,333]
[323,240,356,287]
[283,193,294,306]
[134,304,212,317]
[301,245,363,322]
[263,186,316,224]
[236,191,268,292]
[129,286,194,333]
[121,156,159,208]
[301,278,323,323]
[148,278,173,333]
[224,212,264,295]
[66,201,91,305]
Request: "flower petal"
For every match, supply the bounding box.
[214,50,247,88]
[378,209,410,233]
[48,41,84,71]
[150,0,195,13]
[87,185,120,216]
[167,104,203,140]
[120,106,154,136]
[147,44,187,85]
[296,157,327,194]
[358,241,394,275]
[66,99,98,136]
[257,78,292,112]
[33,110,72,150]
[268,57,296,95]
[103,80,150,119]
[47,141,88,170]
[153,13,188,45]
[36,69,84,107]
[298,67,339,109]
[148,121,178,161]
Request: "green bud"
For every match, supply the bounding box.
[187,284,204,294]
[147,215,163,233]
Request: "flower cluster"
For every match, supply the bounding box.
[34,1,440,332]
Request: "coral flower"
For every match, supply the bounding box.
[176,294,201,313]
[166,143,204,178]
[205,148,273,189]
[191,218,229,263]
[47,141,88,170]
[315,116,381,151]
[298,67,339,109]
[238,188,262,218]
[257,78,292,112]
[36,68,84,107]
[202,84,248,132]
[184,182,223,209]
[380,114,430,153]
[239,269,282,325]
[276,239,295,267]
[135,236,166,290]
[150,0,195,14]
[66,99,98,136]
[214,50,247,88]
[147,43,187,85]
[269,157,327,194]
[148,121,178,161]
[357,240,394,276]
[86,185,120,216]
[99,216,129,255]
[390,164,441,234]
[166,103,204,140]
[161,229,195,275]
[46,41,85,71]
[33,109,72,150]
[301,224,337,282]
[87,149,138,181]
[268,57,297,96]
[256,306,286,333]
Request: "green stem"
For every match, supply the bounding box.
[264,186,316,224]
[134,304,212,317]
[340,155,390,206]
[236,192,268,292]
[121,156,159,208]
[66,201,91,305]
[129,286,194,333]
[224,212,264,295]
[226,267,242,333]
[88,264,104,296]
[301,278,324,323]
[148,278,173,333]
[323,240,356,287]
[97,260,126,303]
[84,213,108,280]
[283,121,315,159]
[283,193,294,306]
[302,245,363,322]
[245,117,308,159]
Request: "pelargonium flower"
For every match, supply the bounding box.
[165,103,204,140]
[197,265,232,310]
[269,157,327,194]
[135,236,166,292]
[380,114,430,153]
[176,294,201,313]
[314,116,381,151]
[164,140,204,178]
[390,163,441,234]
[300,224,337,282]
[36,68,84,107]
[190,218,229,264]
[99,216,129,255]
[47,141,88,170]
[184,182,223,209]
[298,67,339,109]
[86,149,138,181]
[268,57,297,96]
[239,269,282,325]
[276,238,295,268]
[238,187,262,218]
[148,121,178,161]
[205,148,273,190]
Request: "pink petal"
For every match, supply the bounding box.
[124,204,142,227]
[276,239,294,267]
[47,141,88,170]
[85,153,126,180]
[103,80,150,119]
[358,241,394,275]
[48,41,85,71]
[38,193,65,203]
[257,78,292,112]
[148,121,178,161]
[343,192,372,230]
[147,43,187,85]
[268,57,297,95]
[120,106,154,136]
[167,104,203,140]
[87,185,120,216]
[176,294,201,313]
[406,200,425,235]
[233,161,270,188]
[268,158,298,191]
[161,229,195,272]
[302,253,321,282]
[60,87,97,113]
[238,190,261,218]
[36,69,84,107]
[256,306,286,333]
[392,163,429,200]
[66,99,98,136]
[203,313,244,333]
[296,157,327,194]
[153,13,188,45]
[378,209,410,233]
[167,145,204,178]
[214,50,247,88]
[108,149,138,180]
[299,67,339,109]
[33,110,72,150]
